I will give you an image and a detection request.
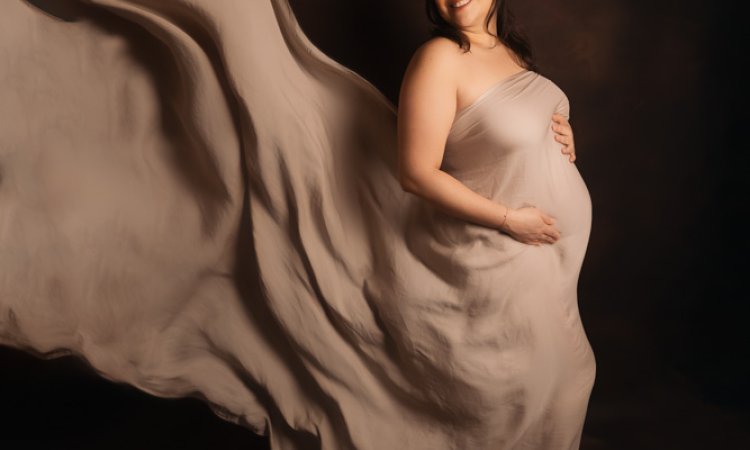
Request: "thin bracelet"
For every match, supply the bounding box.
[500,206,509,229]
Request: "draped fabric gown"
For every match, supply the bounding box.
[0,0,595,449]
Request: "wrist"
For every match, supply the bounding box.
[499,205,513,232]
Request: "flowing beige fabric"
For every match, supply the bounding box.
[0,1,596,448]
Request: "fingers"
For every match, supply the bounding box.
[561,147,576,160]
[529,236,556,246]
[555,142,576,160]
[559,144,577,162]
[546,228,561,240]
[524,209,561,245]
[541,213,556,225]
[540,224,562,243]
[551,122,570,135]
[553,133,572,145]
[526,229,561,246]
[551,118,571,135]
[540,235,559,245]
[551,121,577,162]
[554,136,576,157]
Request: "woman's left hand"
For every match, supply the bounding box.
[551,113,576,163]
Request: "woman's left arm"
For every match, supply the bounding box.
[551,113,576,163]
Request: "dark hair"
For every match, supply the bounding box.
[424,0,538,72]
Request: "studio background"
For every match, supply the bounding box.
[1,0,746,449]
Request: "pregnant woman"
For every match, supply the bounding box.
[396,0,597,448]
[1,0,595,449]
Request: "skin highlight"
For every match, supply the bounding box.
[398,0,577,246]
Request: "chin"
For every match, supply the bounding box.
[442,0,489,29]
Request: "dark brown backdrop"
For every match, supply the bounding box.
[2,1,746,449]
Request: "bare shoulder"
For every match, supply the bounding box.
[407,36,462,73]
[402,37,462,97]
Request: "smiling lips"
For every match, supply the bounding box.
[451,0,472,9]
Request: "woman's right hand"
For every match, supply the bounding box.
[500,206,561,245]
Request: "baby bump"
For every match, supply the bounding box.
[541,128,593,238]
[503,156,592,241]
[545,171,592,240]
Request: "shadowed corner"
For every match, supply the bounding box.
[26,0,87,22]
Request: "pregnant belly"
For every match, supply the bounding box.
[529,133,593,238]
[499,149,592,240]
[544,165,592,239]
[424,142,593,267]
[499,159,592,277]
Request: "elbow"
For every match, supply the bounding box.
[399,170,429,195]
[399,169,419,193]
[400,175,417,193]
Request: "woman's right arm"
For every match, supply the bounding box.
[397,39,512,231]
[397,39,559,245]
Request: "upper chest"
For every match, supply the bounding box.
[446,74,569,151]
